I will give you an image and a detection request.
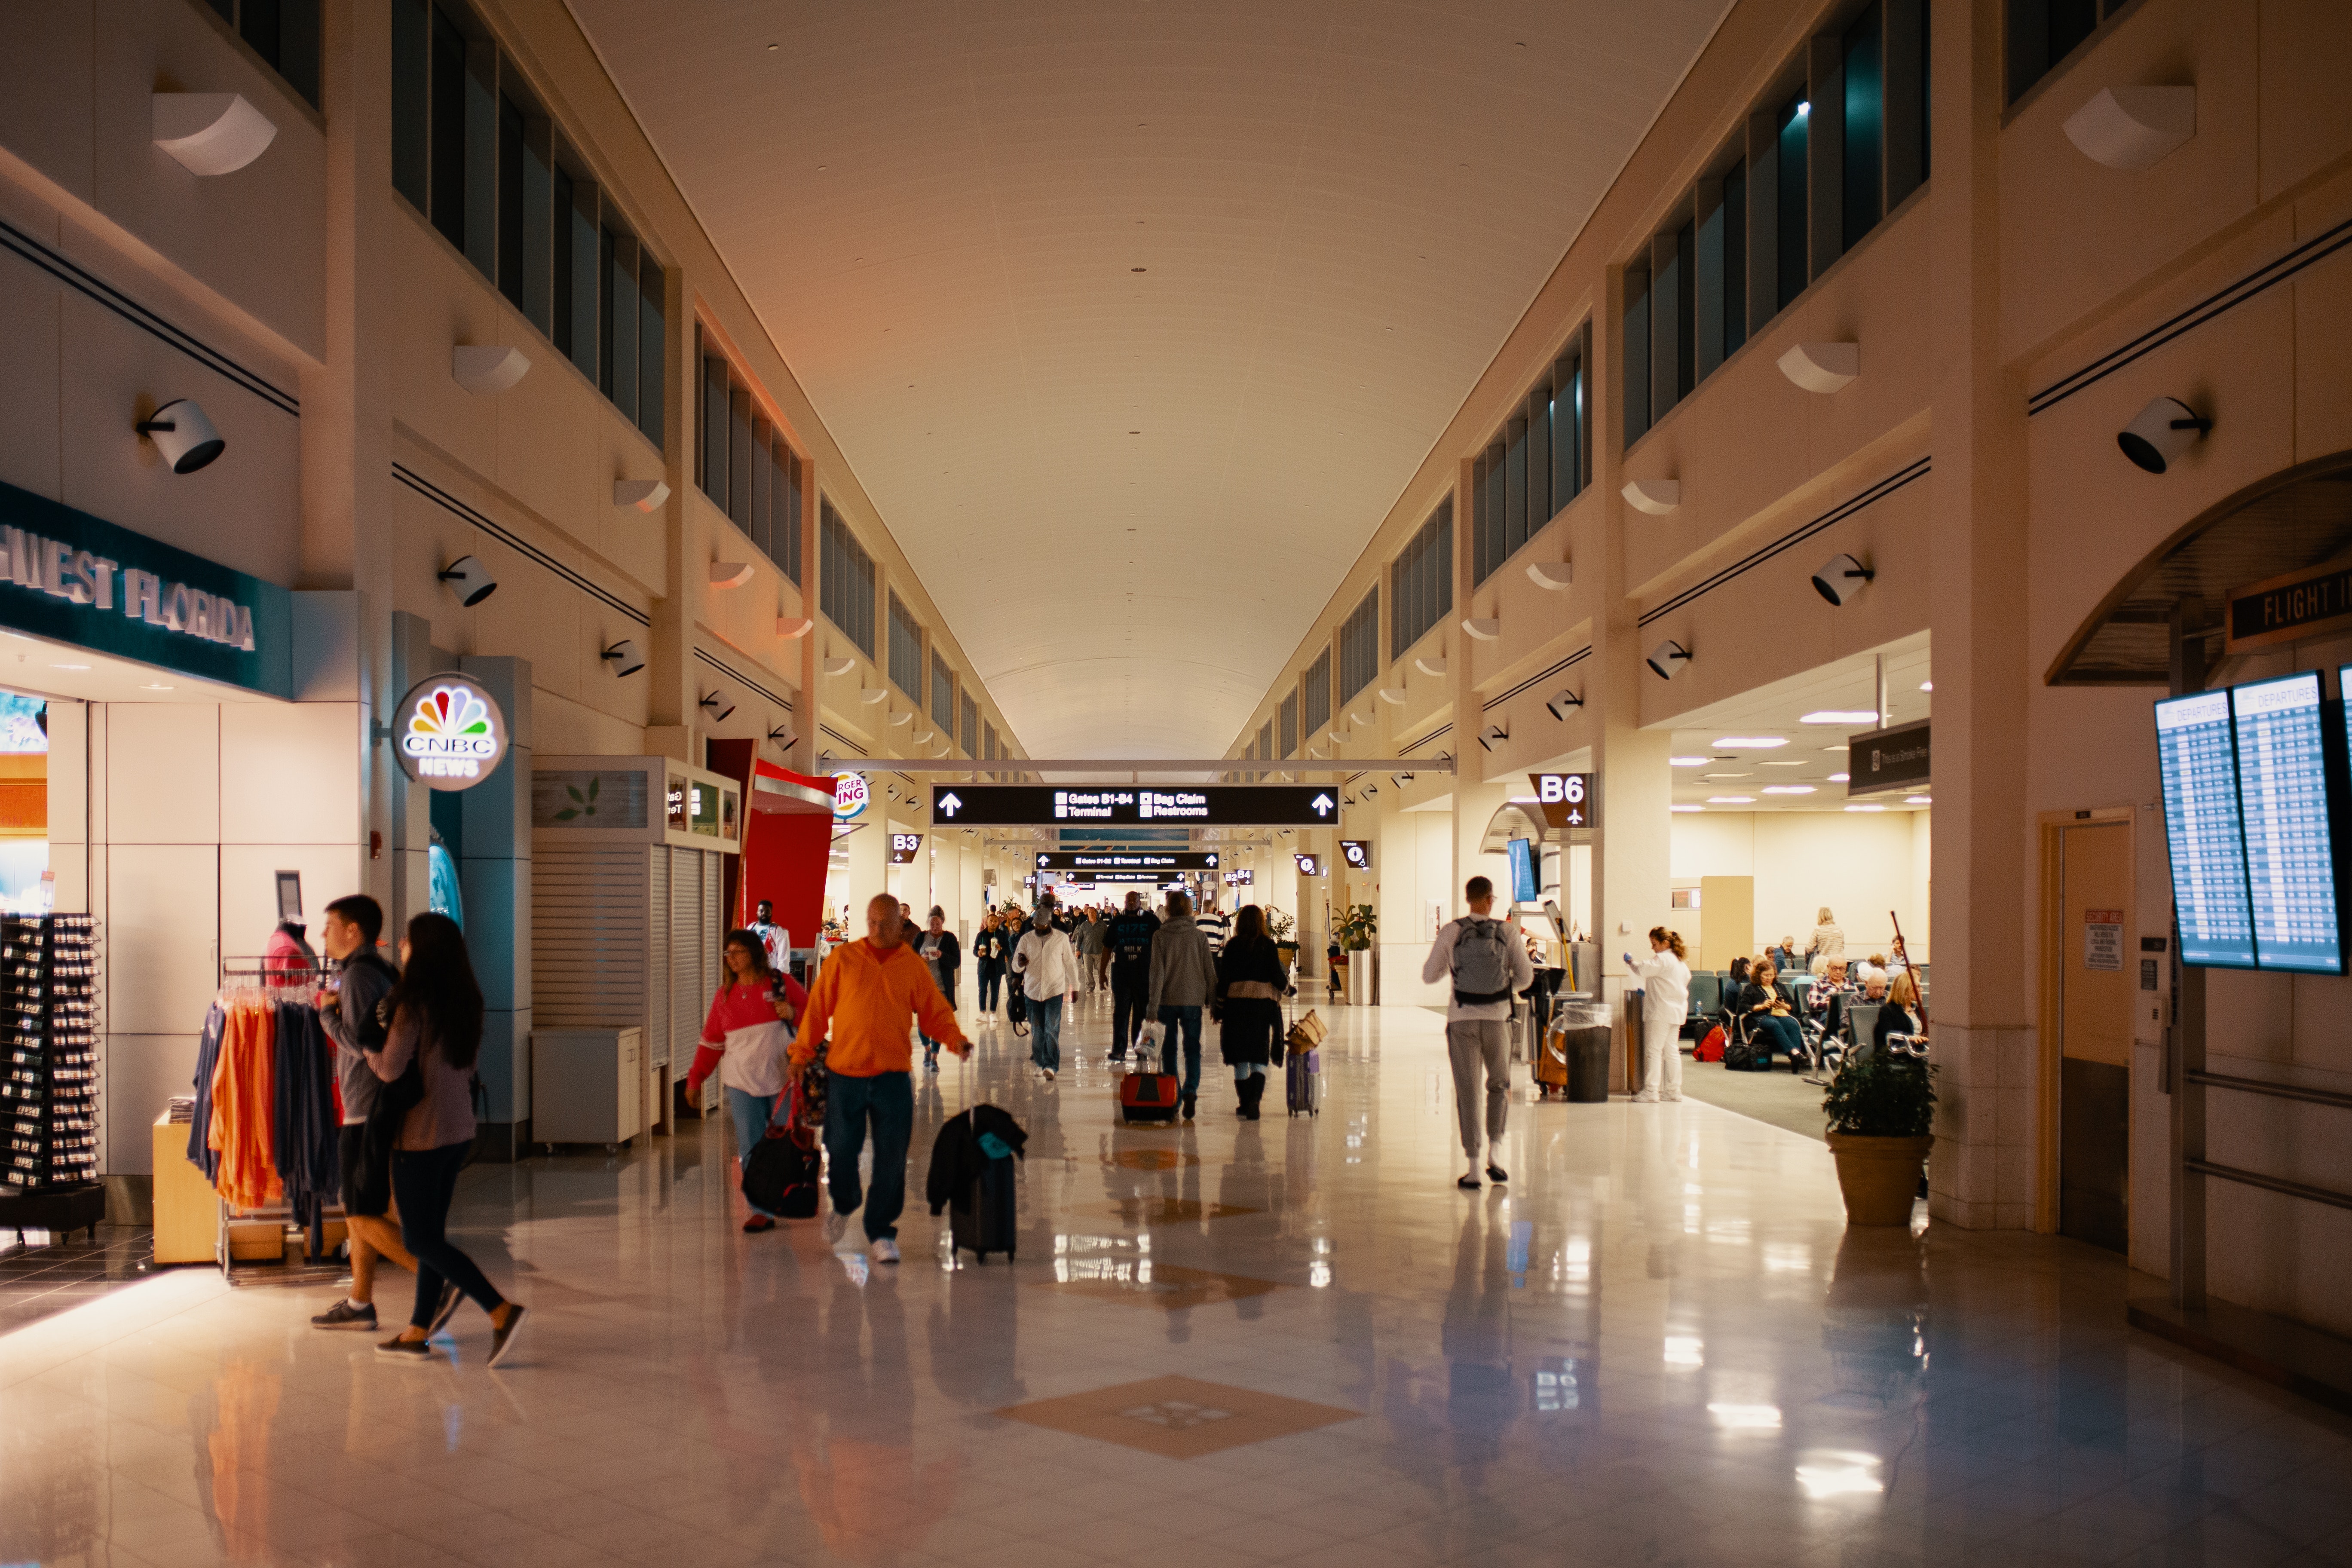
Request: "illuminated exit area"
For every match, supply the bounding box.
[0,691,49,911]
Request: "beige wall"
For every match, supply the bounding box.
[1670,809,1930,964]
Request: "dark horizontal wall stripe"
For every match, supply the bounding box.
[1492,646,1594,708]
[693,646,791,713]
[1400,723,1453,756]
[819,726,865,757]
[0,215,300,417]
[393,463,651,628]
[1637,458,1931,628]
[2029,213,2352,417]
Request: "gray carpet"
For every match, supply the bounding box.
[1674,1053,1829,1142]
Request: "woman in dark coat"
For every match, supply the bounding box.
[1214,905,1289,1120]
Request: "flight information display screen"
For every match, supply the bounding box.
[2156,689,2255,968]
[2233,673,2342,973]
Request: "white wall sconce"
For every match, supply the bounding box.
[1351,706,1375,725]
[1378,686,1408,704]
[824,656,856,677]
[1623,478,1681,516]
[613,478,668,512]
[860,686,888,704]
[2064,86,2195,171]
[888,710,913,727]
[153,92,276,176]
[1477,722,1509,751]
[710,562,754,589]
[777,616,813,639]
[1545,688,1583,721]
[453,344,530,395]
[601,639,645,677]
[2119,397,2211,474]
[911,728,932,744]
[1414,655,1447,677]
[438,555,497,607]
[1526,560,1574,590]
[698,690,735,723]
[1461,617,1501,642]
[1777,342,1860,394]
[134,398,225,474]
[1810,553,1874,606]
[1648,639,1691,680]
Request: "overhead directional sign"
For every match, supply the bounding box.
[931,784,1342,826]
[1528,773,1596,830]
[1037,851,1221,872]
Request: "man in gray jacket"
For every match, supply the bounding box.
[307,894,423,1332]
[1145,891,1219,1120]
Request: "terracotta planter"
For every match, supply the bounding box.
[1826,1133,1933,1226]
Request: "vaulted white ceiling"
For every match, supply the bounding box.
[567,0,1733,759]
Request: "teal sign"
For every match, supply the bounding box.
[0,480,290,697]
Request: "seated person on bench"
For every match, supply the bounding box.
[1728,958,1807,1067]
[1872,970,1921,1053]
[1804,958,1853,1041]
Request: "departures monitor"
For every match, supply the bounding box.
[2233,672,2343,973]
[2155,688,2256,968]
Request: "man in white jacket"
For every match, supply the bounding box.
[1012,900,1080,1082]
[1421,876,1534,1189]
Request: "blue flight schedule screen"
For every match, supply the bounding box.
[2234,673,2341,972]
[2156,689,2255,968]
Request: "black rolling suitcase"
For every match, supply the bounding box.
[952,1155,1018,1262]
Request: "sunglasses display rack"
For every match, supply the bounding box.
[0,915,105,1241]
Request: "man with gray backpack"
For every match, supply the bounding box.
[1421,876,1535,1190]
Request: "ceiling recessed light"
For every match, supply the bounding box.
[1759,760,1807,767]
[1919,681,1933,692]
[1906,795,1932,805]
[51,663,89,671]
[1801,710,1880,725]
[1822,745,1848,753]
[1713,736,1788,748]
[1669,755,1709,766]
[1671,804,1704,812]
[1845,804,1886,812]
[141,683,173,690]
[1707,796,1755,804]
[1762,785,1816,795]
[1828,772,1850,782]
[1700,772,1752,781]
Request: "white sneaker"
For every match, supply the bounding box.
[869,1237,900,1265]
[823,1208,850,1244]
[1631,1090,1660,1103]
[1663,1091,1685,1102]
[1043,1069,1056,1083]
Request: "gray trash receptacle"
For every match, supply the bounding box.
[1562,1026,1613,1102]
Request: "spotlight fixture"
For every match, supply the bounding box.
[438,555,498,606]
[134,398,225,474]
[600,638,645,677]
[1362,783,1378,796]
[698,690,735,723]
[1647,639,1690,680]
[860,686,888,704]
[777,617,814,639]
[1391,772,1413,788]
[1810,553,1874,606]
[1478,723,1509,751]
[767,725,796,750]
[1545,688,1583,721]
[2119,397,2211,474]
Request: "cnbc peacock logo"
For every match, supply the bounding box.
[395,674,507,790]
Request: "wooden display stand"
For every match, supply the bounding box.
[151,1113,218,1264]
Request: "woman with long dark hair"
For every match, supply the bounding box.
[1214,904,1289,1119]
[367,913,528,1366]
[686,928,807,1231]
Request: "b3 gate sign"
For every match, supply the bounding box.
[932,784,1341,826]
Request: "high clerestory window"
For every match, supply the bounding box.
[201,0,321,107]
[1392,497,1453,656]
[888,594,924,703]
[1476,328,1593,579]
[695,328,804,582]
[1279,693,1298,760]
[819,501,876,658]
[393,0,662,445]
[2008,0,2117,104]
[1623,0,1927,452]
[931,652,955,735]
[1300,649,1332,749]
[962,693,979,756]
[1258,720,1275,771]
[1337,588,1379,707]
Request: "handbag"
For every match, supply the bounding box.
[743,1120,821,1218]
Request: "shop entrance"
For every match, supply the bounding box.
[2053,819,2132,1253]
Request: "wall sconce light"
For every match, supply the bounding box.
[777,616,814,639]
[1526,560,1574,590]
[824,656,857,676]
[1545,688,1583,721]
[613,478,668,512]
[2119,397,2212,474]
[1810,553,1874,606]
[860,686,888,704]
[710,562,754,589]
[601,638,645,677]
[699,690,735,723]
[1648,639,1691,680]
[1778,342,1860,394]
[1378,686,1408,704]
[452,344,530,395]
[153,92,276,175]
[1623,478,1681,516]
[438,555,497,607]
[134,398,225,474]
[2064,85,2195,171]
[1462,617,1501,641]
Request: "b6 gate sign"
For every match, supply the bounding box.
[1528,772,1595,830]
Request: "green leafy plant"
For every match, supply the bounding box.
[1822,1051,1937,1138]
[1266,908,1296,943]
[1333,903,1377,952]
[552,775,601,822]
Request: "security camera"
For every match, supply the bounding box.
[698,690,735,723]
[600,638,645,677]
[1810,553,1874,607]
[1546,688,1584,721]
[135,398,225,474]
[1648,639,1691,680]
[2119,397,2212,475]
[438,556,497,607]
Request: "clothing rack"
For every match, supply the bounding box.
[198,964,348,1286]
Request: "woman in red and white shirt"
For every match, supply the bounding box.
[686,930,809,1232]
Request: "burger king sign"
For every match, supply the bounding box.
[832,772,870,821]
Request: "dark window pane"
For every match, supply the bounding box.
[496,95,524,309]
[748,417,773,557]
[1527,383,1552,529]
[1623,264,1652,445]
[1776,93,1809,309]
[1672,221,1695,400]
[603,229,638,423]
[551,168,574,355]
[2048,0,2098,73]
[243,0,322,107]
[1504,418,1529,557]
[566,186,597,380]
[1723,162,1748,356]
[461,40,494,277]
[727,389,752,527]
[391,0,428,209]
[1844,2,1884,251]
[779,444,802,581]
[520,121,551,334]
[428,8,466,249]
[637,260,662,444]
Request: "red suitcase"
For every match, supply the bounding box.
[1118,1039,1180,1124]
[1694,1025,1727,1063]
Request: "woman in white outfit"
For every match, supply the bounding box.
[1624,927,1691,1102]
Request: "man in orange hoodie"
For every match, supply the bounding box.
[793,892,969,1264]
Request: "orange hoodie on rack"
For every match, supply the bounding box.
[791,938,965,1078]
[209,1001,283,1209]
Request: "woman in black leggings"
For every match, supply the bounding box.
[366,913,530,1367]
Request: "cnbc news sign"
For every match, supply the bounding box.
[0,478,291,696]
[933,784,1339,826]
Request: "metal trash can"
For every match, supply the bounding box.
[1550,997,1614,1103]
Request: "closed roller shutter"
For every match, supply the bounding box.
[531,844,651,1032]
[671,848,703,1064]
[648,850,670,1066]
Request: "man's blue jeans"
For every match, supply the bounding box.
[1155,1005,1203,1099]
[1030,995,1063,1072]
[823,1071,913,1242]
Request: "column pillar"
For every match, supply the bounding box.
[456,653,532,1158]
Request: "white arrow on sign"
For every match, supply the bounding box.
[1207,853,1219,867]
[1310,793,1335,816]
[938,792,963,817]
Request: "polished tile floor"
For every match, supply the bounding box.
[6,993,2352,1568]
[0,1222,158,1335]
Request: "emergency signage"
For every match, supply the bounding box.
[394,673,507,792]
[833,772,870,820]
[889,832,923,864]
[1528,773,1595,830]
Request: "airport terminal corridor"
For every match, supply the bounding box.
[6,995,2344,1568]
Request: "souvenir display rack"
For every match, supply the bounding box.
[0,915,105,1241]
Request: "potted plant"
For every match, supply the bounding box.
[1821,1052,1936,1226]
[1267,907,1298,968]
[1333,903,1377,1004]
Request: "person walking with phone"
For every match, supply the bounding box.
[915,907,962,1072]
[1012,901,1079,1081]
[686,930,808,1232]
[309,894,418,1332]
[1422,876,1535,1190]
[973,913,1008,1017]
[1624,927,1691,1103]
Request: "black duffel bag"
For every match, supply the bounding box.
[744,1126,821,1218]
